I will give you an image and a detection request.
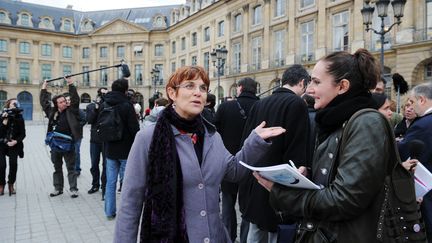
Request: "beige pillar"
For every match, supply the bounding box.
[351,0,366,51]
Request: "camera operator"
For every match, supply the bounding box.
[0,98,25,196]
[86,87,108,199]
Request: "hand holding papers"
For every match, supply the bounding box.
[414,162,432,198]
[240,160,320,190]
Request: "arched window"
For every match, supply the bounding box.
[21,13,30,26]
[17,91,33,120]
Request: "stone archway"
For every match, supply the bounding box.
[411,57,432,86]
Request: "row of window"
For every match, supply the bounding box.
[0,61,165,86]
[171,23,224,54]
[2,57,432,88]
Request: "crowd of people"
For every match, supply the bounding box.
[0,47,430,243]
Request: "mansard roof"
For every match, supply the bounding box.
[0,0,180,34]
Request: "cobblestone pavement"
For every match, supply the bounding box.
[0,124,115,243]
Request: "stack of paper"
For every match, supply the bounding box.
[414,162,432,198]
[239,160,320,190]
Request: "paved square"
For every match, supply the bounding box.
[0,124,115,243]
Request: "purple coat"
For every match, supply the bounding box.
[114,123,271,243]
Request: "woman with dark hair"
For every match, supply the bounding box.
[253,49,396,242]
[372,93,393,120]
[0,98,25,196]
[114,66,285,243]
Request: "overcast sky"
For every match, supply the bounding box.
[22,0,186,11]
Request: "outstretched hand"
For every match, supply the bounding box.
[254,121,286,140]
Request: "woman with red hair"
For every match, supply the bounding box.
[114,66,285,243]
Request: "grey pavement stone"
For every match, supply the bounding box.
[0,125,116,242]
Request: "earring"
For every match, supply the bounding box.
[172,103,176,108]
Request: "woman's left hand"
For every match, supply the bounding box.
[253,171,274,192]
[7,140,17,147]
[254,121,286,140]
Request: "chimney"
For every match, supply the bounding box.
[66,5,73,9]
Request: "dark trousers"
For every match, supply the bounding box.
[90,142,106,190]
[221,181,249,243]
[51,150,78,191]
[0,146,18,185]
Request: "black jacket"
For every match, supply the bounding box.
[239,87,310,232]
[0,113,25,158]
[86,102,101,144]
[214,92,259,154]
[269,110,391,242]
[103,91,139,160]
[40,84,82,141]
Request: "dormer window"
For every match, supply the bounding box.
[0,11,11,24]
[19,13,32,27]
[153,16,166,28]
[39,17,54,30]
[64,19,71,32]
[80,19,94,32]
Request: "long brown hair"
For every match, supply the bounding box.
[4,98,17,109]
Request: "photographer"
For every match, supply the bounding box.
[0,98,25,196]
[40,77,81,198]
[86,87,108,199]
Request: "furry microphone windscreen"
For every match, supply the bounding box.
[392,73,409,95]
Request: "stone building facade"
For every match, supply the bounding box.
[0,0,431,120]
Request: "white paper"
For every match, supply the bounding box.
[239,161,320,190]
[414,162,432,198]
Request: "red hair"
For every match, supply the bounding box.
[165,66,210,103]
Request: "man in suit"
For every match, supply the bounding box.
[239,65,311,243]
[214,77,259,243]
[398,82,432,240]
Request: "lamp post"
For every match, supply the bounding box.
[361,0,406,75]
[210,45,228,106]
[150,67,160,96]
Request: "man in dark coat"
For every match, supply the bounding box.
[214,77,259,243]
[86,87,108,199]
[239,65,311,242]
[103,78,140,219]
[398,82,432,240]
[40,77,82,198]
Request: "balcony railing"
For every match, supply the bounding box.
[414,28,432,42]
[271,59,285,68]
[297,53,315,64]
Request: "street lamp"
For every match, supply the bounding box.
[210,45,228,106]
[150,67,160,96]
[49,82,64,95]
[361,0,406,74]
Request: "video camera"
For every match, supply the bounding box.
[2,107,23,119]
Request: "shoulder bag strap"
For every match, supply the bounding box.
[236,100,247,120]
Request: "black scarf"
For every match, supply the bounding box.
[315,89,376,143]
[140,105,204,243]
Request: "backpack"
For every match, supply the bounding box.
[95,102,123,142]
